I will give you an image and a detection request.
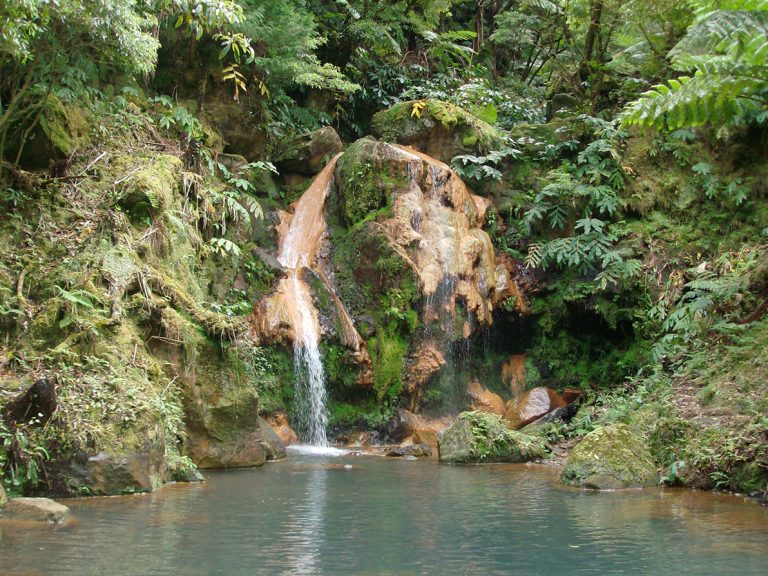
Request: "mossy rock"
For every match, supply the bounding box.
[8,93,91,169]
[199,97,266,160]
[561,424,657,490]
[334,137,408,227]
[508,117,588,155]
[65,425,168,496]
[180,340,285,468]
[438,411,548,463]
[115,154,182,223]
[275,126,344,175]
[371,100,503,163]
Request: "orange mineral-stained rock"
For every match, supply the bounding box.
[503,387,566,430]
[562,387,583,405]
[467,378,506,416]
[501,354,527,397]
[387,409,451,448]
[265,412,300,446]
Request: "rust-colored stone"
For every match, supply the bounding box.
[503,387,566,430]
[265,412,300,446]
[467,378,506,416]
[562,387,583,405]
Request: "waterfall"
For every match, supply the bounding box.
[275,156,341,446]
[394,144,497,413]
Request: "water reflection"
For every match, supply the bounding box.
[1,459,766,575]
[287,465,327,575]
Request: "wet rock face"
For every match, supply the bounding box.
[66,427,167,496]
[335,138,500,324]
[276,126,344,175]
[265,412,300,446]
[438,411,548,464]
[1,498,71,524]
[467,379,505,416]
[503,387,566,430]
[560,424,657,490]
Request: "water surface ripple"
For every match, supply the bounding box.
[1,453,767,575]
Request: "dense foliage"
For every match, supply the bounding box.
[1,0,767,497]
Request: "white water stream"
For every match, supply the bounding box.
[275,158,341,446]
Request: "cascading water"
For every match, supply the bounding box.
[393,144,500,413]
[274,157,341,446]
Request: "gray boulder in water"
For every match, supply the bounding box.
[1,497,71,524]
[386,443,433,458]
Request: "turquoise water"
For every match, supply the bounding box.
[1,449,767,575]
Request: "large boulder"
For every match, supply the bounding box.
[467,379,505,416]
[265,412,300,446]
[386,409,450,448]
[0,483,7,507]
[187,413,286,469]
[503,387,566,430]
[371,100,503,164]
[5,93,91,170]
[181,342,286,469]
[66,426,167,495]
[275,126,344,175]
[561,424,658,490]
[387,409,425,442]
[438,411,547,464]
[1,498,71,524]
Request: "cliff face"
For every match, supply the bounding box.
[0,106,287,496]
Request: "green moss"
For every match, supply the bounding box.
[40,94,91,157]
[115,154,182,224]
[368,330,407,400]
[322,342,360,391]
[335,137,407,226]
[438,411,548,463]
[371,100,502,156]
[328,400,393,431]
[561,424,658,489]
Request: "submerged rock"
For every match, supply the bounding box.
[503,387,566,430]
[386,443,433,458]
[438,411,547,464]
[1,498,71,524]
[560,424,657,490]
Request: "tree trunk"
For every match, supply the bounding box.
[583,0,604,64]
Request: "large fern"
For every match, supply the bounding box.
[622,0,768,129]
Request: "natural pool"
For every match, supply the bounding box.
[2,448,767,575]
